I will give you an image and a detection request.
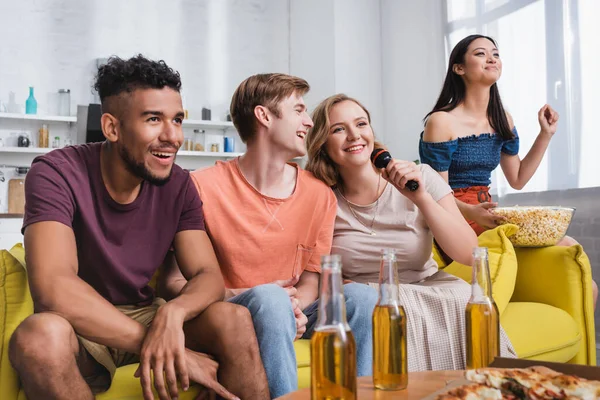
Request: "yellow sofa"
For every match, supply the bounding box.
[0,244,311,400]
[442,243,596,366]
[0,241,596,399]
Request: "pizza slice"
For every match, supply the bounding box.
[466,367,547,399]
[543,374,600,400]
[434,383,506,400]
[466,367,600,400]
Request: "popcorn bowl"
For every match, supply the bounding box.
[491,206,575,247]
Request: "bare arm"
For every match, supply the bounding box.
[422,114,476,221]
[161,259,244,302]
[434,154,503,230]
[431,169,481,221]
[381,159,476,265]
[140,229,228,400]
[500,106,558,190]
[25,221,146,354]
[295,270,319,311]
[157,230,225,321]
[415,192,478,265]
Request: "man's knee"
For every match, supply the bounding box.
[243,284,294,315]
[238,284,296,335]
[206,302,254,336]
[9,313,77,370]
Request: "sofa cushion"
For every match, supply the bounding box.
[441,224,519,315]
[502,302,581,363]
[1,244,33,400]
[295,339,311,389]
[95,364,201,399]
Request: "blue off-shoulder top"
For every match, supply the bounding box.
[418,127,519,189]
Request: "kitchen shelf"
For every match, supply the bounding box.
[0,147,242,158]
[182,119,234,129]
[0,112,76,123]
[0,146,54,154]
[0,213,24,219]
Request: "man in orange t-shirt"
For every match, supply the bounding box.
[162,74,377,398]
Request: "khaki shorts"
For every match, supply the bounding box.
[78,297,166,393]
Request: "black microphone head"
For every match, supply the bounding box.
[405,180,419,192]
[371,148,392,169]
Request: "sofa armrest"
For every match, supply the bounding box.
[1,245,34,400]
[512,245,596,365]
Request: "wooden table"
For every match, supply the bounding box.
[277,370,465,399]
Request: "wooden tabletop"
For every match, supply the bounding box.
[277,370,465,399]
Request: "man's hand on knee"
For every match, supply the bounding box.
[135,305,188,400]
[184,349,239,400]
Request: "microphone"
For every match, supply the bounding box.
[371,148,419,192]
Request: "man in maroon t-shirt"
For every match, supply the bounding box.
[8,55,268,400]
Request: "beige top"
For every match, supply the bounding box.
[332,164,453,284]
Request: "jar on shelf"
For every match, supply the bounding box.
[52,136,60,148]
[58,89,71,116]
[193,129,205,151]
[183,137,193,151]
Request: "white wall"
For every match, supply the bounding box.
[333,0,384,134]
[0,0,290,119]
[380,0,446,161]
[0,0,291,217]
[290,0,384,136]
[289,0,336,110]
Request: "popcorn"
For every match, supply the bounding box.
[491,206,574,247]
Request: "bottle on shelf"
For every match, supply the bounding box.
[25,87,37,115]
[38,124,49,148]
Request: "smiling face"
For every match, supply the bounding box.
[324,100,374,169]
[268,91,314,157]
[111,87,184,185]
[454,37,502,85]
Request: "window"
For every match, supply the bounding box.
[444,0,599,195]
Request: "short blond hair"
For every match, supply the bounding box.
[230,73,310,143]
[306,94,385,187]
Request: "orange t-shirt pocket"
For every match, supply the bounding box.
[293,244,315,277]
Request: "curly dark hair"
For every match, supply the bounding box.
[93,54,181,105]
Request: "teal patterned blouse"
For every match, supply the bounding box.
[418,127,519,189]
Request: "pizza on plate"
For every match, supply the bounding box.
[465,366,600,400]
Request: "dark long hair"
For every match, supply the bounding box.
[424,34,514,140]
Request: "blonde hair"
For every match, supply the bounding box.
[230,73,310,143]
[306,94,385,187]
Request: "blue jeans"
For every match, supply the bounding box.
[228,283,377,398]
